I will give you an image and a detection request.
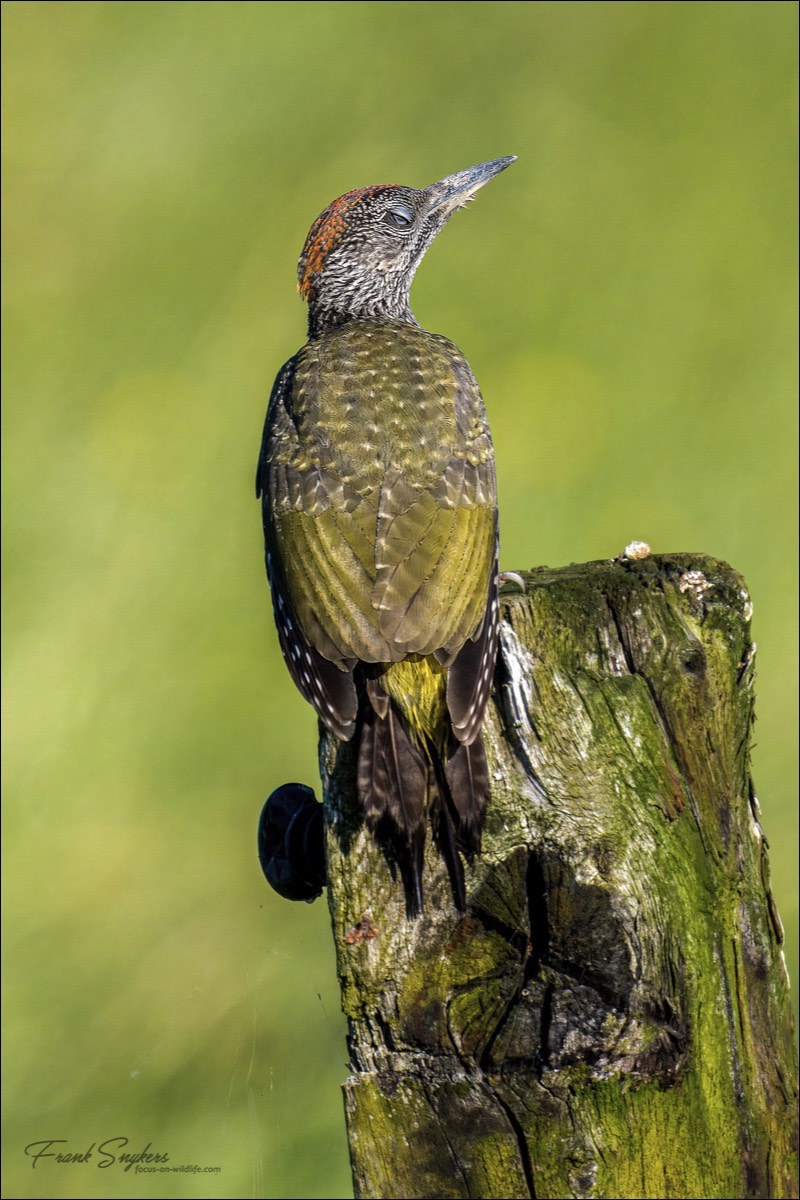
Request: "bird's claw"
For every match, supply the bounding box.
[498,571,527,593]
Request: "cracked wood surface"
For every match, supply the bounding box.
[320,554,798,1200]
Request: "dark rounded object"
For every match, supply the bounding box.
[258,783,326,903]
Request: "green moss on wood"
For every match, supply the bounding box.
[322,555,798,1199]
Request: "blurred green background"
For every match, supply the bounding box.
[2,2,796,1197]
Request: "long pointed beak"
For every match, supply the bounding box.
[424,156,517,217]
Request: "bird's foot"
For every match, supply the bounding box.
[498,571,527,593]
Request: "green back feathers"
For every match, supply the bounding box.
[266,322,497,672]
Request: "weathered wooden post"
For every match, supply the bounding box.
[321,553,797,1200]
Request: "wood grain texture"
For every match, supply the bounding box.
[321,553,798,1200]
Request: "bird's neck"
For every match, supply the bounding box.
[308,306,418,338]
[306,285,418,339]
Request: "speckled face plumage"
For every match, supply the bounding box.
[257,158,515,913]
[297,186,398,299]
[296,184,449,335]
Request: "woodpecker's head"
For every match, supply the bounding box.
[298,157,516,337]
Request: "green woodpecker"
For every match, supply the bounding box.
[257,157,515,911]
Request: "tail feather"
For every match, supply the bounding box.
[357,705,383,829]
[356,686,490,915]
[358,702,427,914]
[444,734,489,853]
[430,753,467,911]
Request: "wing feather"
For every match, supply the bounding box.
[258,324,498,741]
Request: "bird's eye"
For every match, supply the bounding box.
[382,204,414,229]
